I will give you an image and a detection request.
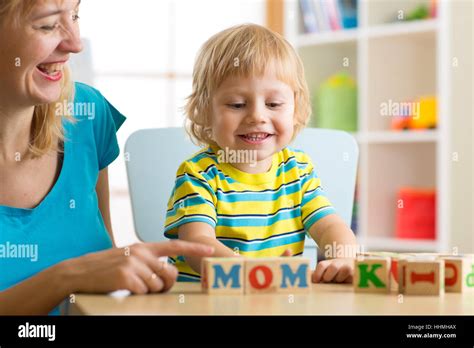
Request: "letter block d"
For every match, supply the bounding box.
[202,257,244,294]
[440,255,474,293]
[354,256,391,293]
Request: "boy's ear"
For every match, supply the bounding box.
[204,127,214,141]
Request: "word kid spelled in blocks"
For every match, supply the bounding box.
[404,259,444,296]
[440,256,474,293]
[354,256,391,293]
[201,258,244,294]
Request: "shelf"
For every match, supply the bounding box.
[363,237,439,252]
[287,0,453,255]
[296,20,438,49]
[297,28,358,47]
[366,19,438,39]
[358,130,438,143]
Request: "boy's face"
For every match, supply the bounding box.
[211,69,295,173]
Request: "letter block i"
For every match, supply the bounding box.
[440,255,474,293]
[404,259,444,296]
[201,258,244,294]
[354,256,391,293]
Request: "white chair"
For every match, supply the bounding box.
[125,127,358,267]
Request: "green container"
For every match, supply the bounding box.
[312,72,357,132]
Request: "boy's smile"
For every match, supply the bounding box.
[211,68,295,174]
[238,132,274,145]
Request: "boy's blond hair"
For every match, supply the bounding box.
[0,0,75,158]
[185,24,311,147]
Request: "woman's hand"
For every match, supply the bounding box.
[312,258,354,283]
[65,240,214,294]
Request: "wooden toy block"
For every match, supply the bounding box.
[403,259,444,296]
[354,256,391,293]
[275,257,311,294]
[398,258,407,294]
[201,257,244,294]
[356,252,408,291]
[439,256,474,293]
[244,258,279,294]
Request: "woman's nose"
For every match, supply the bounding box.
[58,26,83,54]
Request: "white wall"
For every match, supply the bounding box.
[449,0,473,253]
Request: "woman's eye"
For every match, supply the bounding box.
[72,9,80,21]
[40,24,59,31]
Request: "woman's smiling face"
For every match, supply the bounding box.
[0,0,83,107]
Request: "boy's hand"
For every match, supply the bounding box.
[312,258,354,283]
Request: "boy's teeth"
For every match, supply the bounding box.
[242,133,270,141]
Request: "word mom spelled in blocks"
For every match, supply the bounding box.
[201,257,311,294]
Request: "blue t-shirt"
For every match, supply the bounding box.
[0,82,126,314]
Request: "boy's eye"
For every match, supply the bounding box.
[267,102,283,108]
[227,103,246,109]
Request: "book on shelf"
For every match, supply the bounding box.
[299,0,358,34]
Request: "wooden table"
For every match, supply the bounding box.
[67,283,474,315]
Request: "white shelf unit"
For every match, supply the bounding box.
[285,0,451,253]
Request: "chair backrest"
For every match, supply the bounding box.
[125,127,358,243]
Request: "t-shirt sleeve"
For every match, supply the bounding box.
[299,154,336,232]
[76,83,126,170]
[164,161,217,239]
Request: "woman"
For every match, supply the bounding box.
[0,0,214,315]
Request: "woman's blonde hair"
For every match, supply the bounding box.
[185,24,311,147]
[0,0,75,158]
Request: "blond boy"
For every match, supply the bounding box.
[165,24,357,283]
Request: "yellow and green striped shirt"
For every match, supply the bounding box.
[164,146,335,281]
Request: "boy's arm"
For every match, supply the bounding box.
[178,222,237,274]
[308,214,358,283]
[308,214,357,255]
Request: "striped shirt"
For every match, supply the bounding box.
[164,146,336,281]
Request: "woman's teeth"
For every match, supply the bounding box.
[37,63,63,75]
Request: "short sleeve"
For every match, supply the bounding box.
[74,82,126,170]
[164,161,217,239]
[300,157,336,232]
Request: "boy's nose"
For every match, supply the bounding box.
[246,105,267,124]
